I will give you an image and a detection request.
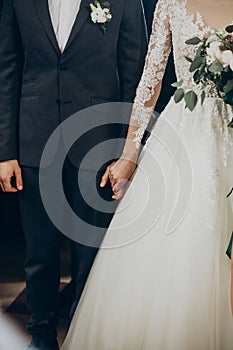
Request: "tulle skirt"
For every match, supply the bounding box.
[62,98,233,350]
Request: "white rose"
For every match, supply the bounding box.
[220,50,233,70]
[206,41,222,64]
[206,33,218,45]
[91,8,107,24]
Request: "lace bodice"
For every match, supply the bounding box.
[170,1,211,92]
[130,0,221,149]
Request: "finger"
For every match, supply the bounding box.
[112,193,119,200]
[112,182,130,199]
[112,190,123,200]
[112,187,125,200]
[15,169,23,191]
[109,169,118,187]
[100,167,110,188]
[2,179,18,193]
[109,176,117,189]
[109,163,117,183]
[0,181,5,192]
[112,179,128,193]
[108,161,116,170]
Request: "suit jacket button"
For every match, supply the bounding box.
[56,98,61,105]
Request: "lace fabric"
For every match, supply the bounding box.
[129,0,232,155]
[131,0,172,149]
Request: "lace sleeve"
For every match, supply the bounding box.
[123,0,172,158]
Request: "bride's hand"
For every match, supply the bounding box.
[101,158,137,200]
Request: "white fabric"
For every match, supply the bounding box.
[132,0,230,153]
[62,1,233,349]
[48,0,81,52]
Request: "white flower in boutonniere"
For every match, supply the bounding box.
[90,1,112,36]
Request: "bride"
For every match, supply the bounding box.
[62,0,233,349]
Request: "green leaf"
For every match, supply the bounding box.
[193,70,201,84]
[201,90,206,105]
[208,62,223,73]
[185,56,193,63]
[185,37,201,45]
[226,25,233,33]
[174,88,185,103]
[171,80,183,88]
[199,61,206,75]
[223,79,233,94]
[223,66,231,73]
[189,56,204,72]
[196,46,204,57]
[224,90,233,106]
[184,90,198,111]
[228,118,233,128]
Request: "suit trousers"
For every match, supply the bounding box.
[19,159,116,346]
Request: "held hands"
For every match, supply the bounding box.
[0,160,23,192]
[100,158,137,200]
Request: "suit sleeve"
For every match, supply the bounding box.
[117,0,148,102]
[0,0,24,161]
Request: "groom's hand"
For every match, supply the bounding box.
[100,162,116,189]
[0,160,23,192]
[100,158,136,200]
[108,158,136,200]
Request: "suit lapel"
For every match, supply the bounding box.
[64,0,90,53]
[33,0,60,55]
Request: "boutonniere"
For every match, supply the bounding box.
[89,1,112,36]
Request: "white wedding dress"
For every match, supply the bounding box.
[62,1,233,349]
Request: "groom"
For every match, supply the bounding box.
[0,1,147,349]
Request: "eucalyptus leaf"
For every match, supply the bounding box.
[174,88,185,103]
[223,66,231,73]
[171,80,183,88]
[185,37,201,45]
[193,70,202,84]
[196,46,204,57]
[223,79,233,94]
[184,90,198,111]
[228,119,233,128]
[199,61,206,75]
[189,56,204,72]
[224,90,233,106]
[208,62,223,73]
[201,91,206,105]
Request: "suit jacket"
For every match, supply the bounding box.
[142,0,176,114]
[0,0,147,167]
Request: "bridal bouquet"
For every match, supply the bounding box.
[173,24,233,128]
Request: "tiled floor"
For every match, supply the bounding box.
[0,232,70,348]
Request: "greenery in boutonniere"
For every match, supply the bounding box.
[89,1,112,36]
[172,24,233,128]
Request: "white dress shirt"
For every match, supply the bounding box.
[48,0,82,52]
